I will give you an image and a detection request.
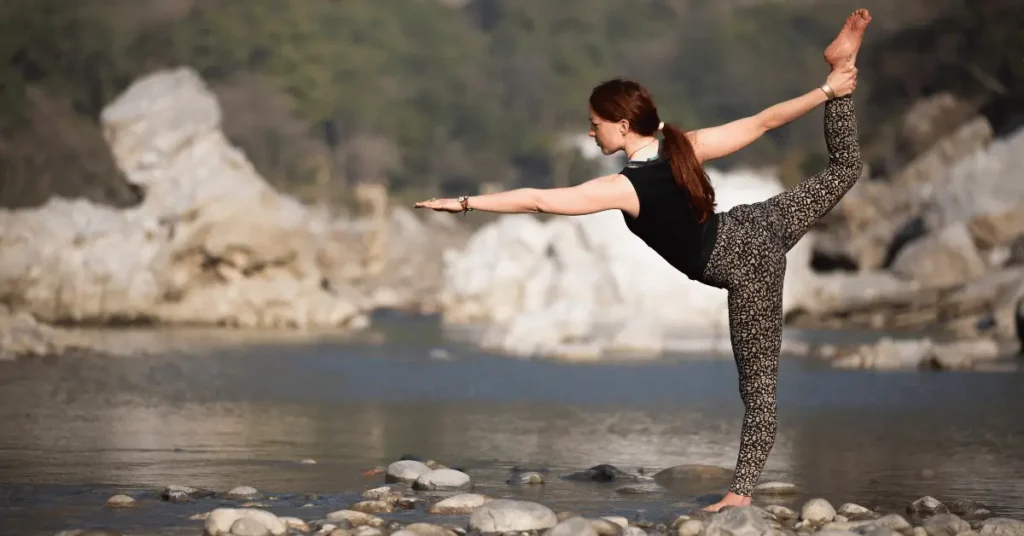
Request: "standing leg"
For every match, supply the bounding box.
[725,255,785,497]
[699,205,787,512]
[773,94,863,252]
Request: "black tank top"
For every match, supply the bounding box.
[619,155,719,280]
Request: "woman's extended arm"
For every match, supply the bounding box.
[688,65,857,163]
[414,173,638,217]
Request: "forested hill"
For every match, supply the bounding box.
[1,0,1020,209]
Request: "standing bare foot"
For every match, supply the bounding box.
[702,491,752,513]
[824,8,872,69]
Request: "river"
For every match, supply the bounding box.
[1,314,1022,535]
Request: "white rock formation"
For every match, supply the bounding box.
[439,168,817,358]
[0,67,368,329]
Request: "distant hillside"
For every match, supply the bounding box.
[0,0,1018,210]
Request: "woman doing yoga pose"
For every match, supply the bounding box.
[416,9,872,513]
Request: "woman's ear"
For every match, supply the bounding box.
[618,119,630,136]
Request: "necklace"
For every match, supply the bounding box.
[627,139,657,161]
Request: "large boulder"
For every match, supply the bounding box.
[812,115,995,271]
[0,67,370,329]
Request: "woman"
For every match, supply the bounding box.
[417,9,871,512]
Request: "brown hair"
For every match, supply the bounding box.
[588,78,715,222]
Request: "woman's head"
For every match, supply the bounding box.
[588,78,716,222]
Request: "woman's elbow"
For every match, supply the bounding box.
[523,188,545,213]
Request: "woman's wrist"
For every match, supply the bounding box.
[819,81,836,100]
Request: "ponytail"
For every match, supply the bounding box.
[661,122,715,223]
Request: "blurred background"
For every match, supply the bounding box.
[1,1,1023,535]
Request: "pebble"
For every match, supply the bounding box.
[106,494,137,508]
[280,517,309,532]
[802,498,838,525]
[755,481,800,495]
[350,500,394,514]
[428,493,491,515]
[361,486,400,502]
[910,496,949,516]
[469,499,559,533]
[765,505,798,521]
[396,496,423,510]
[386,460,433,483]
[615,483,662,495]
[677,519,705,536]
[204,508,286,536]
[326,510,386,528]
[161,484,215,502]
[225,486,261,500]
[413,468,472,491]
[507,471,546,485]
[563,464,642,482]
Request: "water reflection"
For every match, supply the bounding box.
[0,326,1022,535]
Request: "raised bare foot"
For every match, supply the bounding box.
[824,8,872,69]
[702,491,752,512]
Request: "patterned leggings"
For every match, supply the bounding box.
[696,95,863,496]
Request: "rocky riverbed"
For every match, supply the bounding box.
[53,459,1024,536]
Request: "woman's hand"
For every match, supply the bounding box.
[414,197,464,212]
[826,64,858,97]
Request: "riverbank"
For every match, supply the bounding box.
[2,329,1023,534]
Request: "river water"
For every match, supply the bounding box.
[1,315,1022,535]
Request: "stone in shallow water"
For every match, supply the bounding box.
[361,486,401,502]
[755,481,799,495]
[947,500,992,520]
[106,494,137,508]
[413,468,472,491]
[652,465,732,486]
[428,494,491,515]
[562,464,641,482]
[615,483,662,495]
[161,484,215,502]
[350,500,394,514]
[225,486,260,500]
[469,499,558,533]
[386,460,432,483]
[909,496,949,516]
[508,471,545,485]
[325,510,386,528]
[837,503,877,520]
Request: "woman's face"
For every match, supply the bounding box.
[588,107,627,155]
